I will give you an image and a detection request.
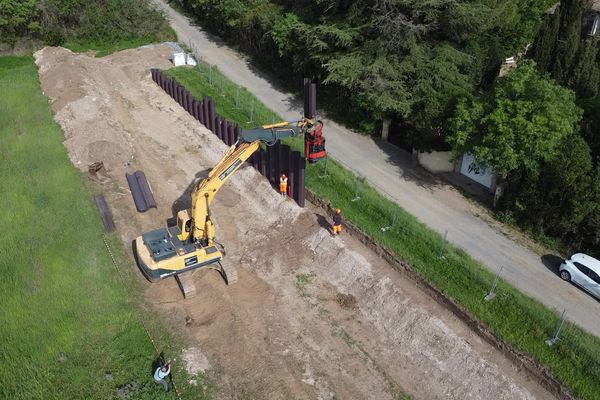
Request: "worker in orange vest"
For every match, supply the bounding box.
[279,174,288,198]
[332,208,343,235]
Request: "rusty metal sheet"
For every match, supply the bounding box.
[95,194,115,232]
[126,170,157,212]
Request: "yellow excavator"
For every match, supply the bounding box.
[133,118,316,283]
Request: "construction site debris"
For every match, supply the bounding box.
[88,161,104,174]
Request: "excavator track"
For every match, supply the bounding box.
[218,260,238,285]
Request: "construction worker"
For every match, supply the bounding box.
[332,208,343,235]
[279,174,288,198]
[153,360,171,392]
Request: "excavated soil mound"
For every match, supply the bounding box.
[35,45,554,400]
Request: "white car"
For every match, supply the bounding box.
[559,253,600,300]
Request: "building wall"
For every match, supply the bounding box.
[417,151,454,173]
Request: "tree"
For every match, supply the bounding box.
[580,96,600,161]
[448,60,582,178]
[0,0,38,42]
[530,5,560,72]
[499,134,595,243]
[569,39,600,97]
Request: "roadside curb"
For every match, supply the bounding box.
[305,189,576,400]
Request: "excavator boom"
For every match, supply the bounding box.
[133,119,310,283]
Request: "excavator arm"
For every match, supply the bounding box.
[181,120,306,245]
[134,118,316,283]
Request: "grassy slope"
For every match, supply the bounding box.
[0,56,179,399]
[165,65,600,400]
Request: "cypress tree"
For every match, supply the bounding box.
[551,0,584,84]
[570,39,600,97]
[531,7,561,72]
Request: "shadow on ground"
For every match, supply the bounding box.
[315,212,332,232]
[541,254,564,275]
[372,139,442,190]
[167,169,211,226]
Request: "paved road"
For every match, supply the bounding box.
[153,0,600,336]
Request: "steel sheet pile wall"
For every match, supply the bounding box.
[151,69,305,207]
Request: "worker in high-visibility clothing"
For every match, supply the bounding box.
[279,174,288,198]
[332,208,343,235]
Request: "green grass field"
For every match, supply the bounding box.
[165,64,600,400]
[0,56,211,399]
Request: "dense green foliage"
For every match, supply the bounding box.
[175,0,553,147]
[0,0,174,52]
[167,64,600,400]
[450,0,600,253]
[0,56,184,399]
[449,61,582,178]
[531,0,600,97]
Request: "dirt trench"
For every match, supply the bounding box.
[34,45,554,400]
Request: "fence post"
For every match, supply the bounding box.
[484,266,504,301]
[438,230,448,259]
[351,175,363,202]
[546,309,567,346]
[381,209,398,232]
[319,155,329,178]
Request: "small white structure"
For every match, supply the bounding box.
[186,54,197,66]
[172,52,186,67]
[459,152,496,191]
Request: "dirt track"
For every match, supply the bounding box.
[34,45,554,400]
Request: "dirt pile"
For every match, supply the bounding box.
[35,45,553,400]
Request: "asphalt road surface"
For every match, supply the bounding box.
[152,0,600,337]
